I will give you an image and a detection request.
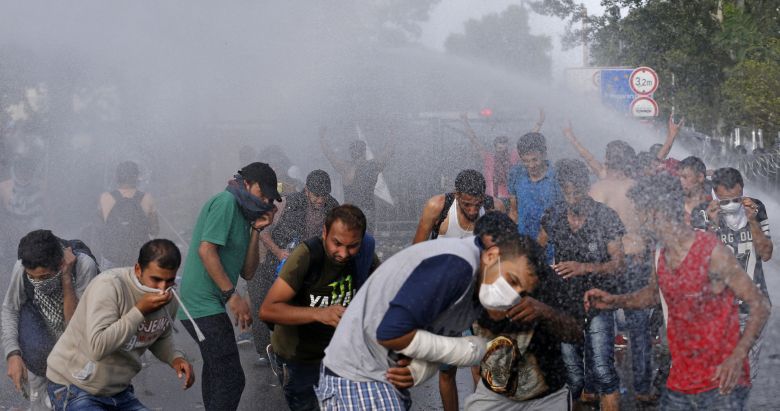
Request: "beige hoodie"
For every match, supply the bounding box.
[47,267,184,397]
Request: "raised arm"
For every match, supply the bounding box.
[460,112,487,161]
[375,116,399,172]
[657,115,683,160]
[318,125,351,177]
[561,121,607,180]
[529,106,546,133]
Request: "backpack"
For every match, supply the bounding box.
[103,190,150,266]
[58,237,100,271]
[430,193,495,240]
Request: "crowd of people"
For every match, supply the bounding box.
[1,113,774,411]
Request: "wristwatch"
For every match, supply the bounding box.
[221,287,237,303]
[6,350,21,360]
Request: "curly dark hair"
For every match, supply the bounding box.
[18,230,63,271]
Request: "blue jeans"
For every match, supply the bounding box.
[47,383,149,411]
[621,254,653,395]
[561,311,620,401]
[274,356,321,411]
[659,386,749,411]
[181,313,245,411]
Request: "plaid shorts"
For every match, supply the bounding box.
[315,365,411,411]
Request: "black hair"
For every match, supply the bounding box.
[116,161,140,187]
[711,167,744,190]
[493,136,509,145]
[325,204,367,237]
[18,230,63,271]
[474,211,518,244]
[635,151,659,173]
[555,159,590,189]
[516,132,547,157]
[493,234,546,279]
[626,174,685,222]
[605,140,636,174]
[734,145,748,155]
[649,144,664,157]
[454,169,486,196]
[13,156,39,180]
[676,156,706,177]
[138,239,182,271]
[349,140,367,160]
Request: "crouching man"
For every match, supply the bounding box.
[316,233,547,410]
[46,239,194,411]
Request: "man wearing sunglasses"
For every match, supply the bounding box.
[691,167,773,384]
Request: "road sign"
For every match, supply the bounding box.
[601,69,651,113]
[629,67,658,95]
[630,96,658,117]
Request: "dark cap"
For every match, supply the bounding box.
[306,170,331,196]
[239,162,282,202]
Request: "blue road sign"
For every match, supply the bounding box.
[601,69,653,114]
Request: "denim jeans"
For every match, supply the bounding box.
[274,356,321,411]
[659,386,749,411]
[181,313,245,411]
[561,311,620,401]
[47,383,150,411]
[620,254,653,395]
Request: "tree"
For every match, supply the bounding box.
[444,5,553,79]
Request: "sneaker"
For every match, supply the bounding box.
[267,344,279,376]
[254,357,270,366]
[615,333,628,348]
[636,393,656,403]
[236,332,252,345]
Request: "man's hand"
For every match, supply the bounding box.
[253,207,277,231]
[712,353,746,395]
[742,197,759,222]
[6,355,27,394]
[315,305,346,328]
[386,357,414,389]
[560,120,575,141]
[173,357,195,390]
[668,114,683,136]
[584,289,617,312]
[707,200,721,227]
[538,106,546,124]
[60,247,76,271]
[136,290,174,316]
[553,261,588,278]
[228,293,253,329]
[275,250,291,261]
[506,297,551,323]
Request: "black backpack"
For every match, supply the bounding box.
[430,193,495,240]
[58,237,100,270]
[103,190,150,266]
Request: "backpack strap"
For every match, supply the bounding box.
[301,236,325,290]
[485,195,494,211]
[431,193,455,240]
[109,190,121,202]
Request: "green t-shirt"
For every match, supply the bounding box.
[272,237,379,364]
[178,190,251,320]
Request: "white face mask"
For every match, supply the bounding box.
[712,189,748,231]
[478,256,523,311]
[133,273,175,294]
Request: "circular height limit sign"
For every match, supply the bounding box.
[629,67,658,95]
[630,96,658,117]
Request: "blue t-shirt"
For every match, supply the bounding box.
[508,161,561,262]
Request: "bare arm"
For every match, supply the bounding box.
[460,112,486,160]
[198,242,235,292]
[561,120,606,180]
[743,198,773,261]
[555,239,625,278]
[529,106,546,133]
[318,125,351,177]
[240,229,261,281]
[585,263,662,312]
[60,249,79,323]
[491,198,506,213]
[657,115,683,160]
[537,226,549,249]
[509,196,518,223]
[259,277,345,327]
[412,195,445,244]
[506,297,583,344]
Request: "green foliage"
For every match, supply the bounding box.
[444,5,553,79]
[722,57,780,133]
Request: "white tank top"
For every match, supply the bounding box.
[438,199,485,239]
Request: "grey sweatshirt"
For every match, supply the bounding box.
[2,254,98,357]
[46,267,184,397]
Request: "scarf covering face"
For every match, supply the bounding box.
[27,271,67,335]
[226,174,276,223]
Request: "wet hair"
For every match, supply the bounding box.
[454,169,486,196]
[649,144,664,157]
[555,159,590,189]
[676,156,706,178]
[138,239,182,271]
[239,145,257,167]
[734,145,748,155]
[626,174,685,222]
[13,156,39,181]
[493,136,509,146]
[605,140,636,174]
[349,140,367,160]
[474,211,518,244]
[516,132,547,157]
[753,147,766,155]
[493,234,546,278]
[711,167,744,190]
[634,151,659,173]
[116,161,140,187]
[325,204,367,237]
[18,230,63,272]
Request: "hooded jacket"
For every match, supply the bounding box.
[46,267,183,397]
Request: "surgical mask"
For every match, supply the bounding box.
[27,270,62,295]
[132,273,175,294]
[478,256,523,311]
[713,189,748,231]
